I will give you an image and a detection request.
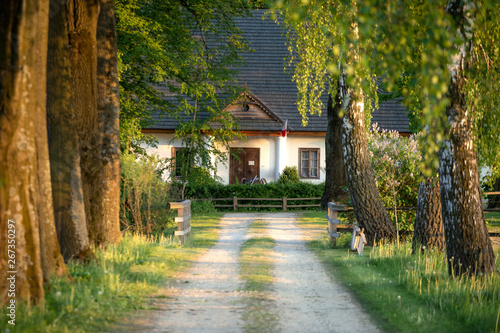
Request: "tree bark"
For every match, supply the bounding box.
[321,86,348,209]
[0,0,49,304]
[66,0,104,246]
[96,0,122,245]
[412,177,445,254]
[340,87,396,244]
[47,0,93,261]
[36,0,68,280]
[438,0,496,276]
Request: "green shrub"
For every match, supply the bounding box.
[191,200,217,213]
[120,153,175,236]
[277,166,300,184]
[185,182,325,211]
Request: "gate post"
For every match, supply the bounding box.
[170,200,191,244]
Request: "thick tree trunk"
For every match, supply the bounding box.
[96,0,122,245]
[412,178,445,254]
[340,86,396,244]
[321,88,347,209]
[438,0,496,276]
[66,0,104,246]
[47,0,93,261]
[0,0,49,304]
[36,0,68,280]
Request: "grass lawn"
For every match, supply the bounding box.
[1,213,223,333]
[298,211,500,333]
[486,211,500,231]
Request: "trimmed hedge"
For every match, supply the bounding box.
[186,181,324,199]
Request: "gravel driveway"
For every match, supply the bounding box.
[118,212,380,333]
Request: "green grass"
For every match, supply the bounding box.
[298,211,500,333]
[486,211,500,230]
[239,218,279,333]
[240,237,275,291]
[1,213,223,333]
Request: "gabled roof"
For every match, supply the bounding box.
[148,10,411,134]
[223,90,284,131]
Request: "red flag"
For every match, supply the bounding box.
[281,120,288,138]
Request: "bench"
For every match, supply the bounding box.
[326,202,367,255]
[170,199,191,244]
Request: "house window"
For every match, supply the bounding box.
[172,148,194,178]
[299,148,320,179]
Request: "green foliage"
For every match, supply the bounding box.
[115,0,249,158]
[191,200,217,214]
[367,124,420,233]
[187,181,324,199]
[276,0,378,127]
[358,0,500,179]
[186,181,324,210]
[120,153,175,236]
[277,166,300,184]
[275,0,500,180]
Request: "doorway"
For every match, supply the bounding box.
[229,148,260,184]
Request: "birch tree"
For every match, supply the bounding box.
[278,0,396,243]
[356,0,499,274]
[438,0,495,275]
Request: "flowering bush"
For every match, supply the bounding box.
[367,124,421,236]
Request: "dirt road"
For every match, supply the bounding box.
[118,213,380,333]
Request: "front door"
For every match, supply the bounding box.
[230,148,260,184]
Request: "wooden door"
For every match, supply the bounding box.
[229,148,260,184]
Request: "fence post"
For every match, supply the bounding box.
[283,197,287,211]
[327,202,345,246]
[169,200,191,244]
[233,196,238,211]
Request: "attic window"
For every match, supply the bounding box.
[242,102,249,111]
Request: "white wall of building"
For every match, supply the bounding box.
[145,133,326,184]
[286,136,326,184]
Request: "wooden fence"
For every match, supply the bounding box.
[193,196,321,211]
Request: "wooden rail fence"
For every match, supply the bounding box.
[193,196,321,211]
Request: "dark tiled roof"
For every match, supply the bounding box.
[149,10,410,134]
[371,97,410,133]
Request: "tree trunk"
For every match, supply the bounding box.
[321,86,348,209]
[47,0,93,261]
[36,0,68,280]
[0,0,49,304]
[439,0,495,276]
[412,177,445,254]
[96,0,122,245]
[340,83,396,245]
[66,0,104,246]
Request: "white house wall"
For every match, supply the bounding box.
[142,133,179,181]
[144,133,325,184]
[286,136,326,184]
